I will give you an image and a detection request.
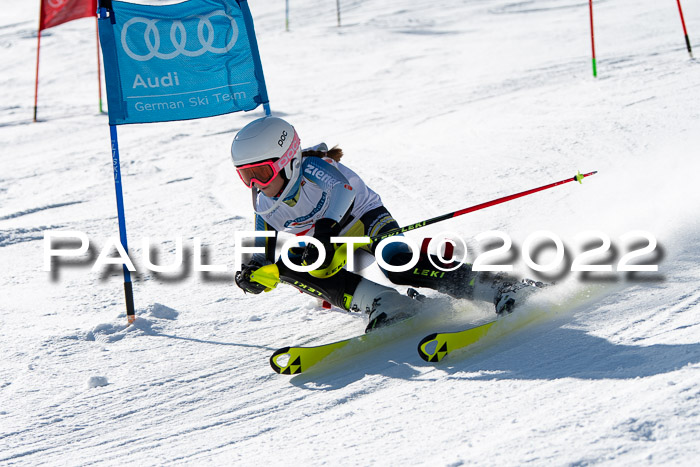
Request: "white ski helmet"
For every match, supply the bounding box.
[231,116,302,214]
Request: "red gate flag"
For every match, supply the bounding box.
[40,0,95,31]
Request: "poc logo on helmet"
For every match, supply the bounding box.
[278,130,288,147]
[277,133,300,167]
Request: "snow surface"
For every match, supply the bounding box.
[2,0,700,464]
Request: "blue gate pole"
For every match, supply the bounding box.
[109,124,136,324]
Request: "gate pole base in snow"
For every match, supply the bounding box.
[109,125,136,324]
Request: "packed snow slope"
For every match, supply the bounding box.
[2,0,700,464]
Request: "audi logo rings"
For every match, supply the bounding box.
[120,10,239,61]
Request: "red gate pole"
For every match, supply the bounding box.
[96,18,104,113]
[33,0,43,122]
[589,0,597,77]
[676,0,693,58]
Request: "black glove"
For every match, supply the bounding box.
[301,218,340,270]
[235,260,267,294]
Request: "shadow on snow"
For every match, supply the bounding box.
[289,319,700,390]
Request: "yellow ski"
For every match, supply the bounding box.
[417,320,498,362]
[270,338,357,375]
[270,311,424,375]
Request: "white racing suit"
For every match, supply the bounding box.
[246,155,513,318]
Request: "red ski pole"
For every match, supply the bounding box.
[371,171,598,243]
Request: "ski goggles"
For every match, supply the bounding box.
[235,133,301,188]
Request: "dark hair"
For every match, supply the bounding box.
[302,145,343,162]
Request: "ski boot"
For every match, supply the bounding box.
[494,278,546,315]
[349,279,423,333]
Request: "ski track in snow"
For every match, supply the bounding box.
[1,0,700,465]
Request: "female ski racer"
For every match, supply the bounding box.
[232,116,540,332]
